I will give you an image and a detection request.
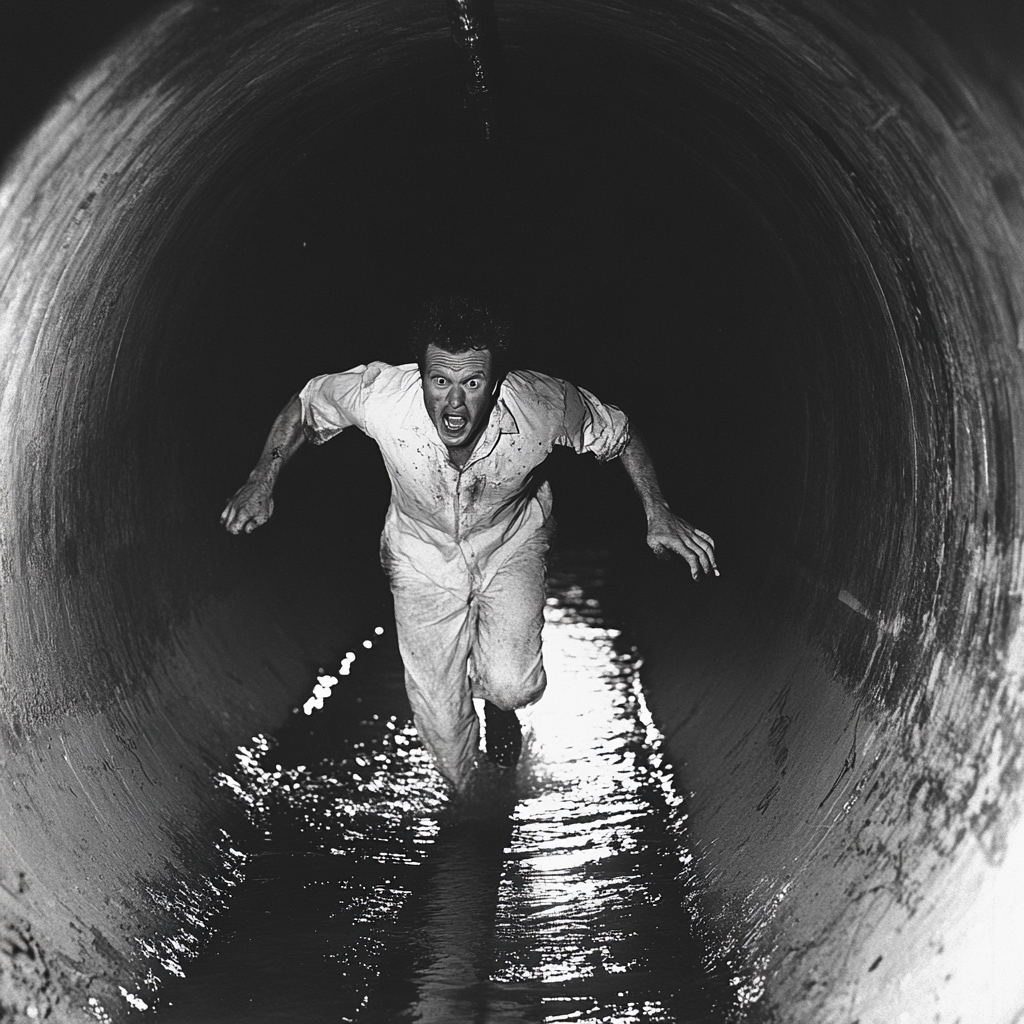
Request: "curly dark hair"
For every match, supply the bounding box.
[408,296,513,374]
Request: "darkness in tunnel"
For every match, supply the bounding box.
[7,0,913,746]
[0,6,995,724]
[158,31,813,604]
[0,0,169,152]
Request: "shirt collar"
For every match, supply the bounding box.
[494,396,519,435]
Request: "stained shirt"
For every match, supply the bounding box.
[299,362,630,581]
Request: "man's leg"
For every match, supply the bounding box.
[390,566,479,790]
[482,700,524,768]
[471,534,550,765]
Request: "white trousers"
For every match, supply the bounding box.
[387,527,551,789]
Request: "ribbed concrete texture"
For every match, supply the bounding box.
[1,1,1023,1021]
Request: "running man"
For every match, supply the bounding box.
[221,297,717,791]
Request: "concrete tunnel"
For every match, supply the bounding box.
[1,0,1024,1020]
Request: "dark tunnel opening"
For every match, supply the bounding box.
[185,46,806,579]
[1,1,1024,1021]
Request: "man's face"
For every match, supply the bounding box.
[422,343,497,452]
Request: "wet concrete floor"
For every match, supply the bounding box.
[137,554,734,1023]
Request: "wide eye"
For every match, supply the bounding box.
[467,378,480,389]
[434,376,448,387]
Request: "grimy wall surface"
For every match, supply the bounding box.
[1,1,1023,1021]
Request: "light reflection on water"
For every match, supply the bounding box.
[136,560,736,1024]
[481,580,725,1022]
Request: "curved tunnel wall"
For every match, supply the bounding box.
[1,0,1023,1021]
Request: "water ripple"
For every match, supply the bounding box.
[138,558,736,1023]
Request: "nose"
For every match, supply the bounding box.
[449,385,466,409]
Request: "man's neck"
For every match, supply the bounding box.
[447,443,474,470]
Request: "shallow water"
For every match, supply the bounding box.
[136,556,733,1023]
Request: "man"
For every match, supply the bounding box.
[221,297,717,792]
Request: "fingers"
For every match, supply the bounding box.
[220,494,272,534]
[690,540,713,576]
[664,536,712,577]
[684,549,701,581]
[682,524,717,576]
[652,538,701,579]
[221,502,239,534]
[650,522,720,579]
[222,501,246,535]
[228,509,257,534]
[693,534,718,576]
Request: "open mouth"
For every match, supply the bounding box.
[441,414,467,434]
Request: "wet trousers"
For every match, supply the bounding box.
[388,529,550,789]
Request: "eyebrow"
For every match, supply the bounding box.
[431,367,487,380]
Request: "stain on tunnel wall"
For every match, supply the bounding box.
[1,1,1024,1022]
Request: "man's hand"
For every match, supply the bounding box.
[617,426,719,581]
[220,393,305,535]
[221,478,275,535]
[647,510,719,580]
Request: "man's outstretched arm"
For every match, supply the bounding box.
[617,426,719,580]
[221,393,304,534]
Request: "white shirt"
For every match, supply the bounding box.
[300,361,630,582]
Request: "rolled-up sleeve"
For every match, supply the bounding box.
[558,382,631,462]
[299,365,369,444]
